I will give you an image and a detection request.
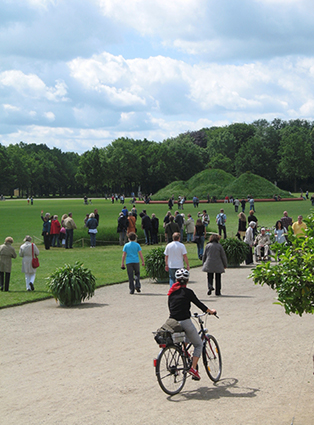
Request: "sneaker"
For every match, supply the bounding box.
[136,288,141,293]
[188,367,201,380]
[30,282,34,291]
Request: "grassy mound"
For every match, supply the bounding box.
[154,169,235,200]
[223,172,292,199]
[153,169,292,200]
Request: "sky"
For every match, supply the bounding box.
[1,0,314,153]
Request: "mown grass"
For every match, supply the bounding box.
[0,197,312,308]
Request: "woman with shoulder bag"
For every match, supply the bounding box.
[19,236,39,291]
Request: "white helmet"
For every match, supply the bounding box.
[175,268,190,282]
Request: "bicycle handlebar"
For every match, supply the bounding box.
[193,312,219,319]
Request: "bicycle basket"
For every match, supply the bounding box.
[154,329,173,346]
[171,332,185,344]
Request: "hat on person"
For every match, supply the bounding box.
[249,222,256,227]
[261,227,266,231]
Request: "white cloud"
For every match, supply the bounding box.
[0,71,68,101]
[1,0,314,153]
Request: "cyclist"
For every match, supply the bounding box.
[167,268,216,380]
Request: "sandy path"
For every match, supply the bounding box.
[1,266,313,425]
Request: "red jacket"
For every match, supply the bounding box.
[50,219,61,235]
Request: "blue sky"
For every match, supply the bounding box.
[1,0,314,153]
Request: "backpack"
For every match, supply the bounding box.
[217,213,224,226]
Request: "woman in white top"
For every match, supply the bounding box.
[19,236,39,291]
[274,220,287,244]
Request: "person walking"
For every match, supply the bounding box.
[141,210,152,245]
[127,211,136,234]
[164,232,190,287]
[19,236,39,291]
[193,218,206,260]
[234,197,240,213]
[241,198,246,213]
[121,232,145,294]
[0,237,17,291]
[86,213,98,248]
[216,208,227,239]
[202,234,227,296]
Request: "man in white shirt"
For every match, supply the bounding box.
[164,232,190,287]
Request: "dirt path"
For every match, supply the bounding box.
[1,266,313,425]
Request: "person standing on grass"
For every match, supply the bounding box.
[19,236,39,291]
[184,214,195,242]
[216,209,227,239]
[121,232,145,294]
[64,212,77,249]
[86,213,98,248]
[50,215,61,247]
[0,237,17,292]
[41,211,51,250]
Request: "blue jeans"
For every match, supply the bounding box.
[89,233,96,247]
[187,233,193,242]
[197,236,205,259]
[169,268,178,287]
[51,234,60,247]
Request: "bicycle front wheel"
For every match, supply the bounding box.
[156,345,187,395]
[202,334,222,382]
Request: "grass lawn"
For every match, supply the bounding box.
[0,197,312,308]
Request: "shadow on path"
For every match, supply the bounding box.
[166,378,259,402]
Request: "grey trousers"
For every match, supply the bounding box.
[126,263,140,293]
[179,318,203,358]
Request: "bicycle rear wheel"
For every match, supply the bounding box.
[156,345,187,395]
[202,334,222,382]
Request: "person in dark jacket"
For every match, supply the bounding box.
[41,211,51,250]
[202,234,227,296]
[151,213,159,244]
[168,268,216,381]
[86,213,98,248]
[117,212,128,246]
[141,210,152,245]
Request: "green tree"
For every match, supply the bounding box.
[278,126,313,192]
[250,213,314,316]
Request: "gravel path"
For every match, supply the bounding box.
[1,266,313,425]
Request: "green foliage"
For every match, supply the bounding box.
[223,172,291,199]
[46,261,96,306]
[219,237,249,267]
[144,247,168,282]
[154,169,291,200]
[250,213,314,316]
[154,168,235,200]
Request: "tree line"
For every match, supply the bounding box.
[1,118,314,197]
